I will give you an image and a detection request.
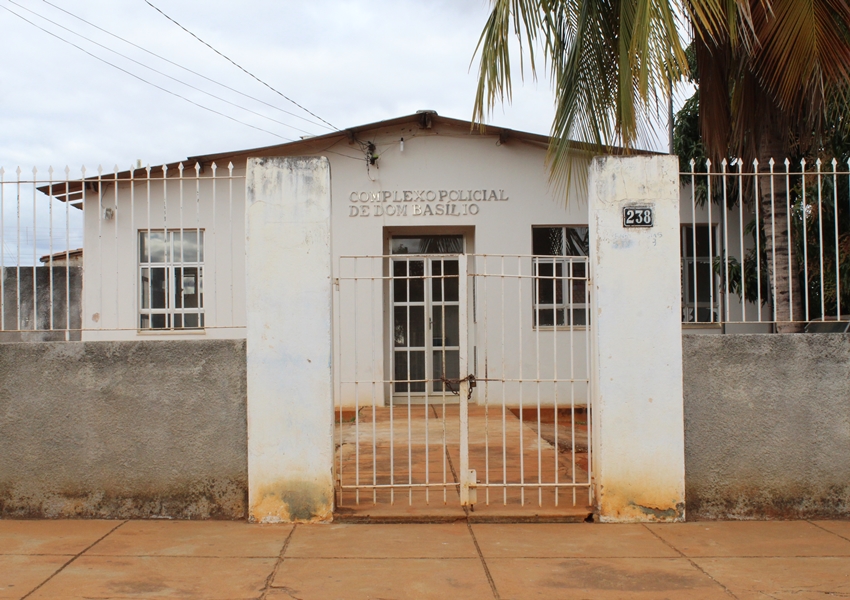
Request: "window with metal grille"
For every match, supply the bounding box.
[532,226,589,327]
[138,230,204,330]
[681,224,718,323]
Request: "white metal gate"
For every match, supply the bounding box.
[334,252,593,515]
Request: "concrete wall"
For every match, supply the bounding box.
[0,340,247,519]
[1,267,82,342]
[245,157,334,523]
[683,333,850,519]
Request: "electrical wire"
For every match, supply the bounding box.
[37,0,334,132]
[0,4,293,142]
[8,0,318,138]
[142,0,338,131]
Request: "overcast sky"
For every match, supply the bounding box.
[1,0,691,170]
[0,0,568,170]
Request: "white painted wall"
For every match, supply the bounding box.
[589,155,685,522]
[80,166,247,340]
[75,117,758,400]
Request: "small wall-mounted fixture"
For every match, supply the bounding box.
[400,137,404,152]
[103,207,115,220]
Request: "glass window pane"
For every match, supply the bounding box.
[432,261,443,302]
[146,267,167,309]
[173,231,202,263]
[391,235,462,255]
[695,225,714,257]
[432,305,460,347]
[571,279,586,304]
[443,305,459,346]
[394,351,408,393]
[571,262,586,278]
[443,260,459,302]
[141,268,150,309]
[393,280,407,303]
[536,308,555,327]
[409,351,426,393]
[391,239,414,255]
[539,277,556,305]
[569,308,587,326]
[695,261,713,301]
[409,306,425,347]
[564,227,589,256]
[393,306,407,347]
[140,231,166,263]
[533,227,563,255]
[409,261,424,302]
[174,267,200,309]
[536,261,555,278]
[178,313,203,329]
[432,350,459,392]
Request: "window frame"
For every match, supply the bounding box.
[531,226,590,330]
[138,229,205,331]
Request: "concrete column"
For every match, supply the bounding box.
[588,155,685,522]
[245,157,333,523]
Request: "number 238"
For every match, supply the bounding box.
[623,207,653,227]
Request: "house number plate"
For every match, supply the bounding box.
[623,207,653,227]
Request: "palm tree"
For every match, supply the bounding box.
[473,0,850,331]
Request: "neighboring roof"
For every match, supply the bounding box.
[37,111,653,204]
[39,248,83,263]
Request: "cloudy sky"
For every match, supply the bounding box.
[1,0,691,168]
[0,0,572,170]
[0,0,685,263]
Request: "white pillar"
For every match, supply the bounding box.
[588,155,685,522]
[245,157,333,523]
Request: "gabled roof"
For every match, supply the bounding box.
[38,111,650,205]
[187,111,555,164]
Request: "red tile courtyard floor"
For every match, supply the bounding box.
[1,519,850,599]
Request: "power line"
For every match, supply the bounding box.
[38,0,334,132]
[0,4,293,142]
[142,0,338,131]
[8,0,318,138]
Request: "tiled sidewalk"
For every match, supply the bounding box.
[2,519,850,599]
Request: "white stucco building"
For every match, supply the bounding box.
[42,111,752,407]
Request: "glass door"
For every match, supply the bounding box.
[390,236,464,401]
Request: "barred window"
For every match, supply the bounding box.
[681,224,718,323]
[139,230,204,330]
[532,226,589,327]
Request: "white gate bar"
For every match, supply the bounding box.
[753,159,762,321]
[835,160,842,321]
[31,168,37,330]
[769,159,777,323]
[736,159,746,321]
[817,159,825,320]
